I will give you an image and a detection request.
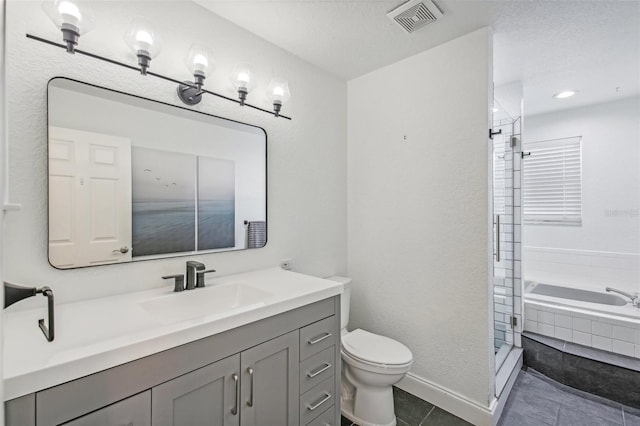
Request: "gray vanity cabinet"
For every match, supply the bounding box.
[5,296,341,426]
[151,331,299,426]
[152,355,240,426]
[64,391,151,426]
[240,331,300,426]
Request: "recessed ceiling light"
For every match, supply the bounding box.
[553,90,578,99]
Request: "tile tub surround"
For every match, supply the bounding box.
[524,300,640,359]
[522,332,640,408]
[498,369,640,426]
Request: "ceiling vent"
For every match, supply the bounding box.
[387,0,443,34]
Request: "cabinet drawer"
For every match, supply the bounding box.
[306,405,335,426]
[300,377,335,425]
[300,346,335,394]
[300,316,336,360]
[63,391,150,426]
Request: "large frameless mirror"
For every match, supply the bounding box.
[47,78,267,269]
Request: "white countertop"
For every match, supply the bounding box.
[3,268,343,401]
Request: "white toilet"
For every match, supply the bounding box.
[328,276,413,426]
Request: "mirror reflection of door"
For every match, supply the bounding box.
[48,126,132,268]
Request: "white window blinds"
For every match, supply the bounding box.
[523,136,582,225]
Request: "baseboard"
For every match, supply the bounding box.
[396,373,494,426]
[397,352,523,426]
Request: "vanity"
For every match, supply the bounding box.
[4,268,343,426]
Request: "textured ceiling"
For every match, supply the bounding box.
[193,0,505,80]
[194,0,640,116]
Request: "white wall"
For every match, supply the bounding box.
[348,27,494,414]
[524,97,640,291]
[4,0,347,306]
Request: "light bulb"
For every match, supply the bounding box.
[124,18,162,75]
[266,77,291,117]
[192,54,208,72]
[231,64,255,106]
[237,72,250,85]
[184,44,214,77]
[135,30,154,51]
[178,44,215,105]
[42,0,95,53]
[57,1,81,25]
[272,86,285,99]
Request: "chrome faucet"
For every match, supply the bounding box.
[606,287,640,307]
[186,261,205,290]
[186,261,216,290]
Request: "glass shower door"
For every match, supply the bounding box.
[492,118,516,372]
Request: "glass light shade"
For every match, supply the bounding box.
[42,0,95,34]
[124,18,162,58]
[266,78,291,104]
[184,44,215,77]
[231,64,256,92]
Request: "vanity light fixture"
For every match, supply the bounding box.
[231,64,256,106]
[124,18,162,75]
[42,0,95,53]
[177,44,215,105]
[266,78,291,117]
[33,10,292,118]
[553,90,578,99]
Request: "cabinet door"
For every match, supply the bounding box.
[240,331,300,426]
[152,354,240,426]
[64,391,150,426]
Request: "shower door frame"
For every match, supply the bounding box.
[491,116,523,396]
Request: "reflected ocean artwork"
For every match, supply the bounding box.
[132,200,235,257]
[131,147,236,257]
[132,201,196,257]
[198,200,235,251]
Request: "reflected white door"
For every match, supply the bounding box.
[48,127,132,268]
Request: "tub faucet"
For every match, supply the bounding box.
[606,287,640,307]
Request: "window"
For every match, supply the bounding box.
[523,136,582,225]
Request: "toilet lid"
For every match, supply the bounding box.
[342,329,412,366]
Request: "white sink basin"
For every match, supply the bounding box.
[3,268,345,401]
[139,283,273,324]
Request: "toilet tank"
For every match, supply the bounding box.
[326,276,352,331]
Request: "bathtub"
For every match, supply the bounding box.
[524,281,640,359]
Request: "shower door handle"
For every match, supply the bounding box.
[495,215,500,262]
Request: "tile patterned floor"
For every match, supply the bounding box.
[340,386,472,426]
[499,369,640,426]
[339,369,640,426]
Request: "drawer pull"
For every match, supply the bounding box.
[231,373,239,415]
[307,362,332,378]
[307,392,331,411]
[308,332,332,345]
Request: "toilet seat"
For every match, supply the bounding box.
[341,329,413,373]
